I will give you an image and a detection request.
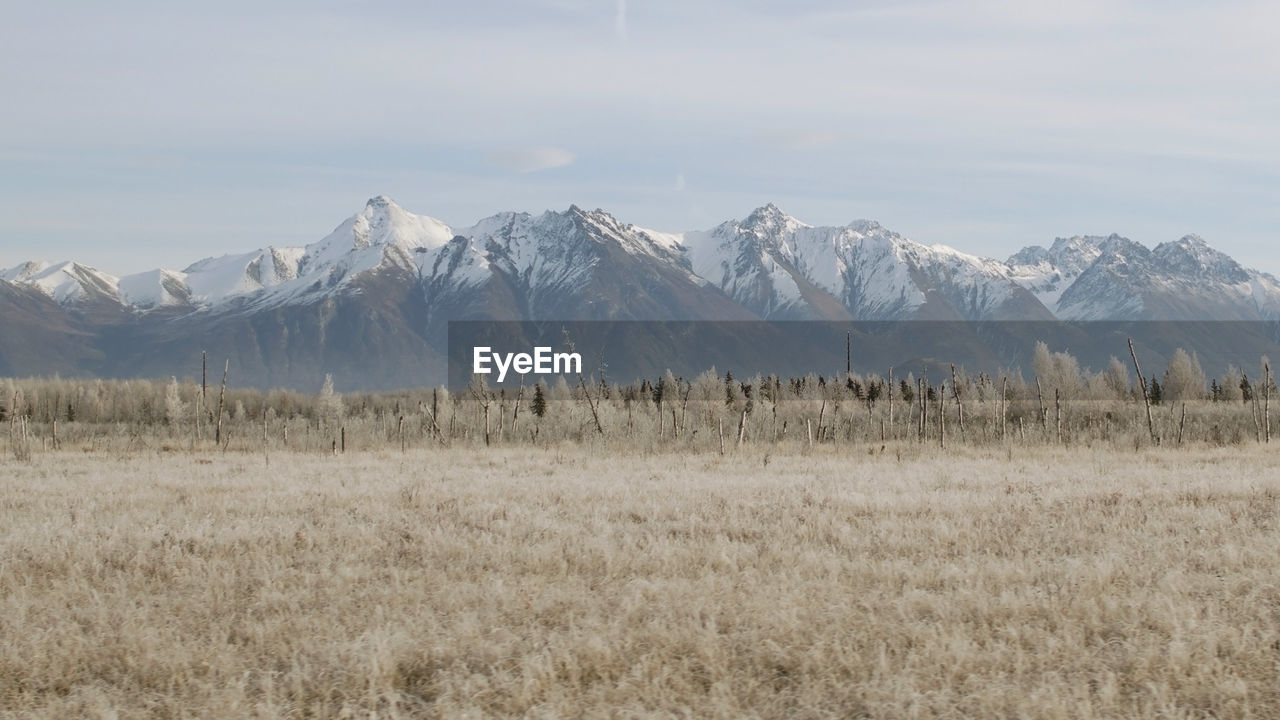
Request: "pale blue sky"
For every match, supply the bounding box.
[2,0,1279,274]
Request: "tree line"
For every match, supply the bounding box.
[3,341,1277,456]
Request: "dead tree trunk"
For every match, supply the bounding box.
[1055,389,1062,444]
[887,366,894,438]
[939,381,946,450]
[1128,338,1156,443]
[1001,376,1008,442]
[1178,403,1187,446]
[951,364,965,439]
[215,359,228,447]
[1035,377,1047,431]
[919,378,927,443]
[681,383,692,435]
[1252,383,1262,443]
[816,400,826,443]
[578,376,605,436]
[1265,362,1271,444]
[422,402,446,444]
[511,379,524,435]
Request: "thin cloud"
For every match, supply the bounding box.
[484,146,576,173]
[615,0,628,42]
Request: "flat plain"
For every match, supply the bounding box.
[3,444,1279,718]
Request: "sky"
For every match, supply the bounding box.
[2,0,1279,275]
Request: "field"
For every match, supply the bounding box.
[4,444,1280,718]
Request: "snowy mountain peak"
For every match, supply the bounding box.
[1152,234,1248,283]
[299,196,453,274]
[1008,234,1115,269]
[2,260,50,283]
[355,195,450,249]
[1095,233,1147,257]
[566,205,616,229]
[742,203,808,233]
[680,205,1049,321]
[2,259,120,305]
[846,219,883,234]
[748,201,783,217]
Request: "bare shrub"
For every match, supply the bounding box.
[1163,348,1207,402]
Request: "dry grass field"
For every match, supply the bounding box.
[3,444,1280,718]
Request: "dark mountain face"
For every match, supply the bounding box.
[92,266,444,392]
[0,281,107,377]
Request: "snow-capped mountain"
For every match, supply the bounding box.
[112,195,453,311]
[4,196,1280,388]
[1007,233,1280,321]
[2,260,121,307]
[434,204,743,323]
[680,204,1054,320]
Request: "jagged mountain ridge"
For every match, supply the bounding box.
[1006,233,1280,321]
[9,197,1274,323]
[681,203,1055,321]
[4,196,1280,389]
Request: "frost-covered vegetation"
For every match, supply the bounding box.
[2,342,1277,458]
[3,446,1279,717]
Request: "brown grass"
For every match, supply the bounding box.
[3,445,1280,718]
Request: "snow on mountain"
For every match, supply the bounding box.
[1152,235,1249,283]
[1006,235,1111,312]
[456,209,599,303]
[443,205,719,320]
[1,260,120,305]
[679,204,816,317]
[117,268,192,308]
[6,196,1280,324]
[182,247,307,303]
[1008,232,1280,320]
[1051,236,1153,320]
[2,196,459,314]
[680,204,1048,320]
[300,195,453,276]
[216,195,455,308]
[118,196,454,311]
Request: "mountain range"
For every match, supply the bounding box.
[4,196,1279,389]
